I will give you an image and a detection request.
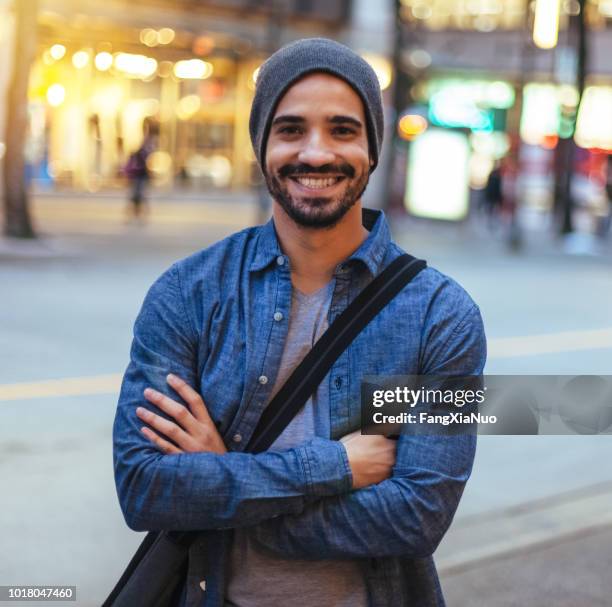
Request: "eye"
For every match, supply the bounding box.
[332,126,356,136]
[277,126,303,135]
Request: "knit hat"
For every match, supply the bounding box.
[249,37,384,174]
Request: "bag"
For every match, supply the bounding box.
[124,150,147,179]
[103,254,427,607]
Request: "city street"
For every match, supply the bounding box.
[1,194,612,606]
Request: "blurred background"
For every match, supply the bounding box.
[1,1,611,605]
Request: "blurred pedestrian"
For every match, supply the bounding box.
[125,120,157,222]
[482,160,504,229]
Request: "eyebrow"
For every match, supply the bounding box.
[271,115,304,126]
[271,114,363,128]
[329,115,363,128]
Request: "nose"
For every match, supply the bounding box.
[297,130,335,167]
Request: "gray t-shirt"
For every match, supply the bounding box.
[225,281,368,607]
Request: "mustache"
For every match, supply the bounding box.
[278,163,355,179]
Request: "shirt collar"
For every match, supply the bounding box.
[250,207,391,277]
[250,218,283,272]
[344,208,390,277]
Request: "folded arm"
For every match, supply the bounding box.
[250,302,486,559]
[250,433,475,558]
[113,264,352,532]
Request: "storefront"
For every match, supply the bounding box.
[400,76,515,220]
[401,73,611,225]
[395,0,612,229]
[27,13,266,191]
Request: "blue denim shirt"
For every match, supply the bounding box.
[113,208,486,607]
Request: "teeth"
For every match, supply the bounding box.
[295,177,338,189]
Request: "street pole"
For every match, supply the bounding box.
[382,0,412,214]
[506,0,539,252]
[555,0,588,235]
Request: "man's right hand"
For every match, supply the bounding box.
[339,431,397,489]
[137,374,227,455]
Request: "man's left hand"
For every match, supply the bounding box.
[136,374,227,455]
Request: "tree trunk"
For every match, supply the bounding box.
[2,0,38,238]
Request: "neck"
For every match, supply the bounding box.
[273,203,369,294]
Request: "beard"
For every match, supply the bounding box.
[265,162,370,229]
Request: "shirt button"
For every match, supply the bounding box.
[258,375,269,385]
[276,255,285,266]
[232,433,242,443]
[273,311,284,322]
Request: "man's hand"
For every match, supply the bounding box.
[136,374,227,455]
[340,430,397,489]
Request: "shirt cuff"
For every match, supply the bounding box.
[296,437,353,497]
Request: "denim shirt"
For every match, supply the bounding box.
[113,208,487,607]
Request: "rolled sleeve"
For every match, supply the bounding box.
[297,437,353,497]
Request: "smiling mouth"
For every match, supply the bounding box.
[289,176,346,190]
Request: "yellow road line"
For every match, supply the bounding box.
[0,374,122,402]
[1,329,611,402]
[488,328,612,359]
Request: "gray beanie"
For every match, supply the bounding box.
[249,37,384,173]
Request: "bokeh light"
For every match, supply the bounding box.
[158,28,175,45]
[398,114,428,140]
[173,59,213,79]
[94,52,113,71]
[46,83,66,107]
[361,53,393,91]
[49,44,66,60]
[114,53,158,78]
[72,50,90,69]
[140,28,159,47]
[176,95,201,120]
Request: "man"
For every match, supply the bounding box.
[113,38,486,607]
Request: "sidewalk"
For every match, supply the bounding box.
[440,522,612,606]
[390,211,612,264]
[436,481,612,573]
[0,193,258,260]
[32,185,255,203]
[2,190,611,263]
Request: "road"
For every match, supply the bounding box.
[1,194,611,606]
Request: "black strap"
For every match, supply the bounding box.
[249,254,426,453]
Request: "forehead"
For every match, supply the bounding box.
[273,72,366,121]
